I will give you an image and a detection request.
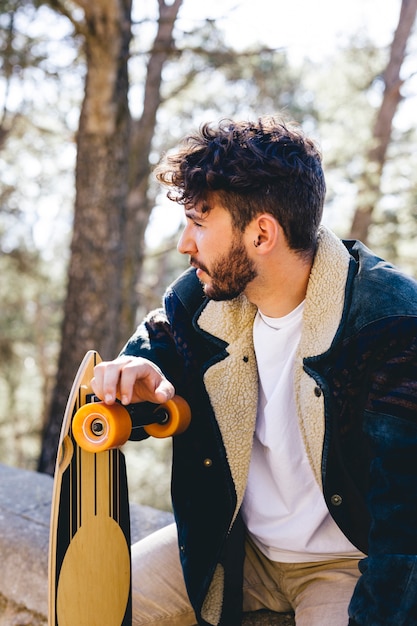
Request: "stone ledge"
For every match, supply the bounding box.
[0,463,293,625]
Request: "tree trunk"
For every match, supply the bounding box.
[38,0,132,474]
[349,0,417,243]
[38,0,183,475]
[119,0,183,342]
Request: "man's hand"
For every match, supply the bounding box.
[91,355,175,406]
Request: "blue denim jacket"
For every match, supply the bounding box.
[306,240,417,625]
[123,229,417,626]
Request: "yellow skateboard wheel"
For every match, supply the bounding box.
[72,402,132,452]
[144,395,191,438]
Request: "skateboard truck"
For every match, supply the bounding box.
[72,396,191,452]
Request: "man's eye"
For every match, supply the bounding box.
[185,212,204,227]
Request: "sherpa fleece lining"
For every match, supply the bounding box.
[196,225,350,624]
[294,226,350,486]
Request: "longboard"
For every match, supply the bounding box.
[48,350,190,626]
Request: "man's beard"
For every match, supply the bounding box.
[194,238,257,301]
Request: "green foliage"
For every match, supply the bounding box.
[0,1,79,467]
[0,246,63,467]
[303,34,417,269]
[124,438,173,511]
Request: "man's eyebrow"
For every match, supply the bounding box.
[185,205,210,219]
[184,208,198,219]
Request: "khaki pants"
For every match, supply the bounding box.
[132,523,361,626]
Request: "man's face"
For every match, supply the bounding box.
[177,200,257,301]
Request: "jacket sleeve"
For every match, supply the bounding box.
[348,324,417,625]
[120,306,182,385]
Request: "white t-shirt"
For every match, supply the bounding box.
[241,304,362,562]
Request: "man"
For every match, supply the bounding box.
[92,116,417,626]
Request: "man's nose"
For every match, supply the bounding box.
[177,225,197,255]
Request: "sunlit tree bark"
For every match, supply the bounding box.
[349,0,417,243]
[120,0,183,342]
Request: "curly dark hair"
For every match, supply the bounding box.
[155,116,326,254]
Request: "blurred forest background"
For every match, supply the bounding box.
[1,0,416,511]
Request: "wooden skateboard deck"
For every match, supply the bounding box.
[48,350,131,626]
[48,350,191,626]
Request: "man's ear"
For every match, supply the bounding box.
[252,214,280,253]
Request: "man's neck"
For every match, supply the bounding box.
[245,254,313,318]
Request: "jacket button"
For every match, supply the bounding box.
[314,386,322,397]
[203,458,213,468]
[331,494,342,506]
